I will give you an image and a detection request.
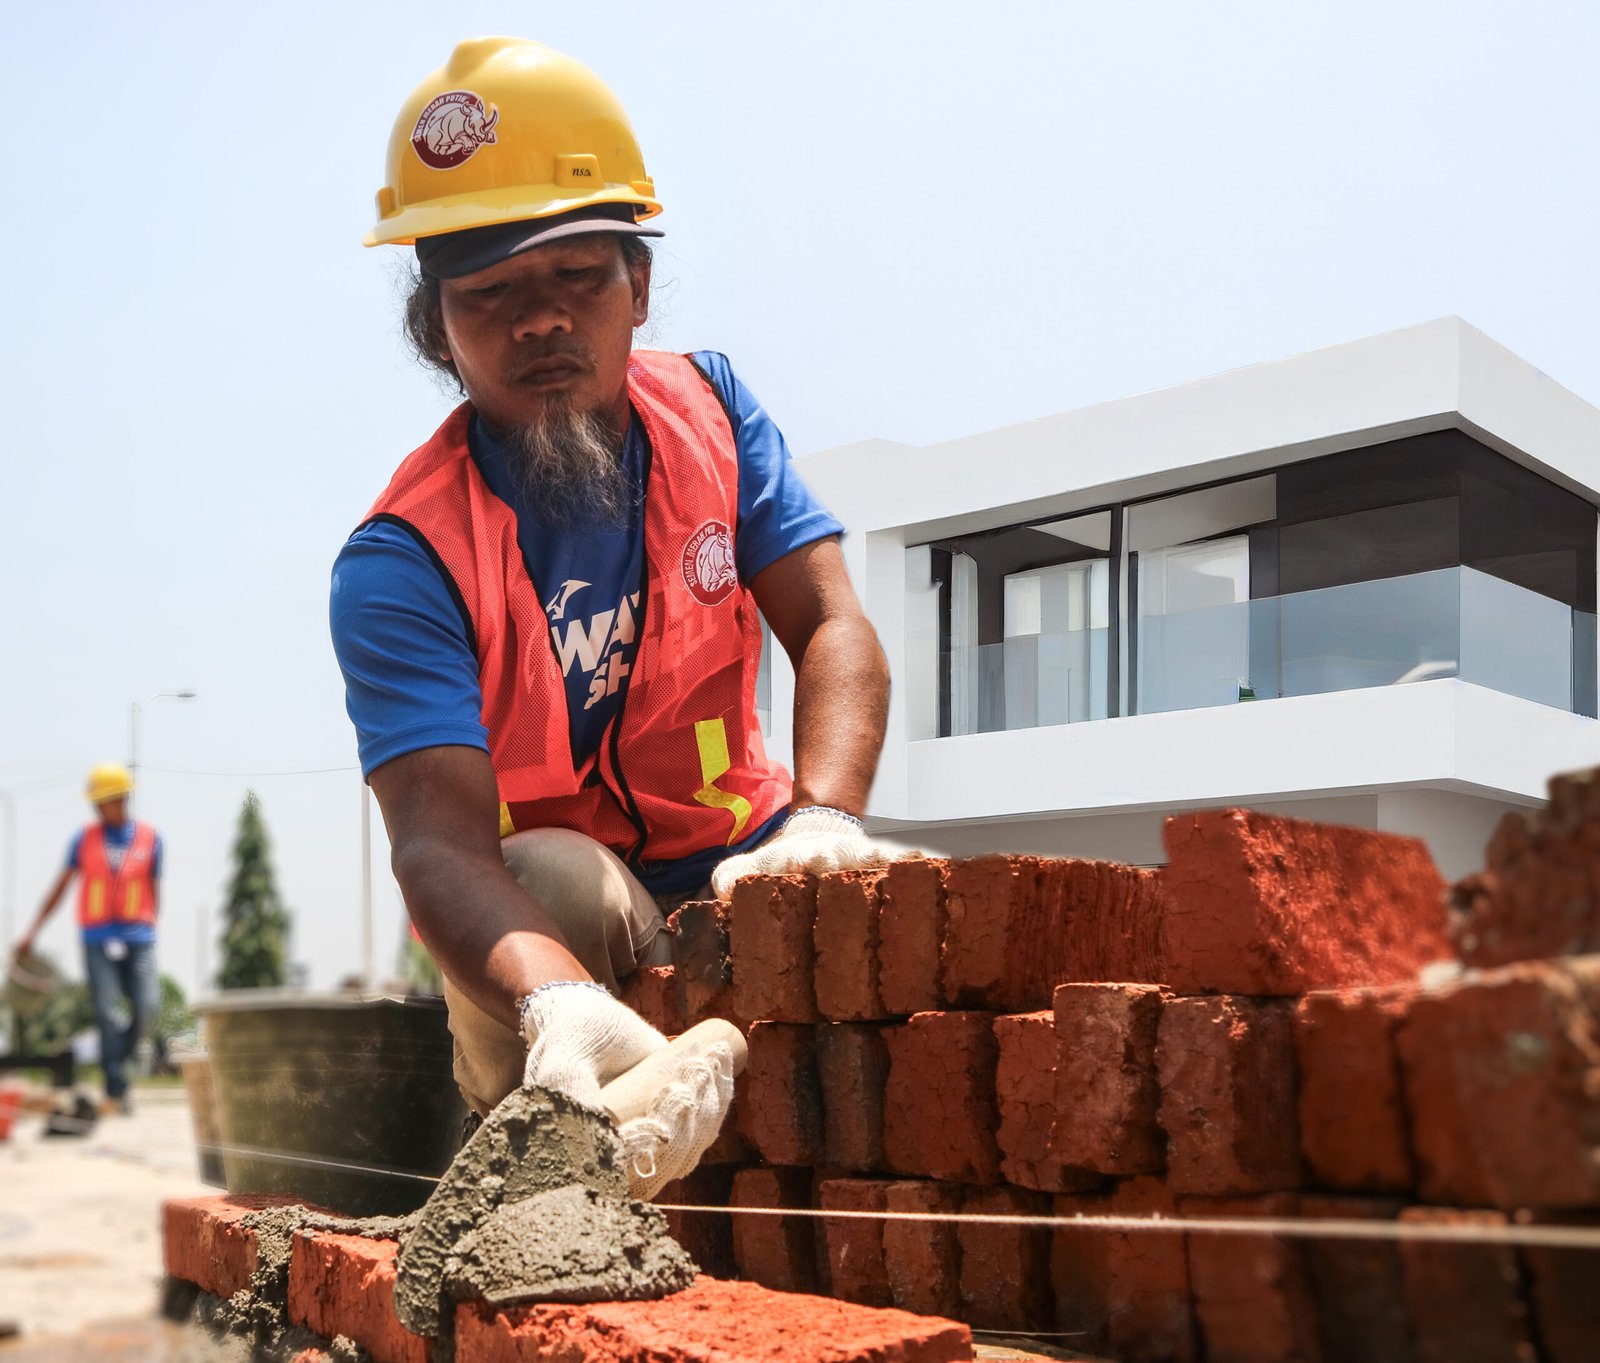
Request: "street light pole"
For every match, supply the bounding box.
[128,690,197,807]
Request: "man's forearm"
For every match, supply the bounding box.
[788,614,889,815]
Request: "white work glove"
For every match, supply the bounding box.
[519,981,734,1200]
[710,804,911,901]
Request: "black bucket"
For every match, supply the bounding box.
[197,990,466,1216]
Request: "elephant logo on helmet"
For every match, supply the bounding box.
[682,521,738,606]
[411,91,500,170]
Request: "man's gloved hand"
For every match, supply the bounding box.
[519,981,735,1200]
[710,804,913,901]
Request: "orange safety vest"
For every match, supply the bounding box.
[362,349,792,867]
[76,822,159,928]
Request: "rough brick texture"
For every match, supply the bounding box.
[815,870,886,1021]
[817,1023,889,1172]
[454,1277,973,1362]
[667,900,736,1027]
[1295,987,1416,1192]
[1398,955,1600,1208]
[878,859,947,1014]
[1053,982,1166,1176]
[737,1022,824,1166]
[619,965,683,1037]
[1052,1176,1196,1363]
[1157,995,1301,1195]
[1450,766,1600,968]
[882,1181,962,1319]
[1182,1194,1321,1363]
[1297,1195,1412,1363]
[941,856,1165,1010]
[994,1010,1103,1193]
[883,1012,1000,1184]
[731,874,820,1023]
[1519,1212,1600,1363]
[287,1232,428,1363]
[1160,809,1449,995]
[730,1166,819,1293]
[1397,1208,1536,1363]
[956,1185,1052,1334]
[161,1193,301,1300]
[656,1164,737,1279]
[819,1179,894,1307]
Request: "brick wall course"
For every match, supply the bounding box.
[161,1193,301,1301]
[1297,1195,1413,1363]
[1518,1212,1600,1363]
[655,1165,737,1279]
[730,874,820,1023]
[667,900,737,1027]
[1052,982,1167,1176]
[882,1181,963,1319]
[956,1185,1052,1335]
[815,870,886,1021]
[819,1178,895,1307]
[817,1022,890,1172]
[287,1231,429,1363]
[1397,1207,1536,1363]
[993,1010,1105,1193]
[878,859,947,1015]
[729,1166,819,1294]
[736,1022,824,1167]
[1160,809,1449,995]
[883,1012,1001,1184]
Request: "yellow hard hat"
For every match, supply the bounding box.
[86,764,133,805]
[366,37,661,248]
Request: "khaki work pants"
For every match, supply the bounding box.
[441,828,676,1116]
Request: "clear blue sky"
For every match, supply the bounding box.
[3,0,1598,998]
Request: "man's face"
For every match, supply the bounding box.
[436,234,650,437]
[96,797,128,825]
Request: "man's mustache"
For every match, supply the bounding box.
[505,339,595,383]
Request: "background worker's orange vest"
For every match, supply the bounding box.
[76,822,159,927]
[362,350,792,868]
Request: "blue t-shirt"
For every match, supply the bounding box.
[67,821,163,944]
[330,352,842,893]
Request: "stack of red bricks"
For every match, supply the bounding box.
[632,770,1600,1363]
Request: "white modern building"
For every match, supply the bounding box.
[762,318,1600,880]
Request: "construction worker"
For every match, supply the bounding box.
[14,764,162,1114]
[331,37,899,1195]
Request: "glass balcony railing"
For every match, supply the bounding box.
[934,629,1110,737]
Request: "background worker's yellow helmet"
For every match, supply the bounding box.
[366,36,661,248]
[86,764,133,806]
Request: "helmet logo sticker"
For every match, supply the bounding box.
[411,90,500,170]
[682,521,738,606]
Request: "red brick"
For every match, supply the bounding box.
[882,1181,962,1318]
[1297,1195,1412,1363]
[993,1011,1104,1193]
[454,1276,973,1362]
[819,1179,895,1307]
[956,1186,1051,1334]
[1519,1212,1600,1363]
[878,859,947,1015]
[1052,1176,1196,1363]
[1397,955,1600,1208]
[731,875,820,1023]
[1157,996,1301,1195]
[667,900,737,1026]
[161,1193,301,1299]
[619,965,683,1036]
[1398,1208,1536,1363]
[656,1164,737,1279]
[883,1012,1000,1184]
[815,870,886,1021]
[1160,809,1449,995]
[1052,982,1166,1176]
[287,1231,428,1363]
[696,1112,756,1166]
[1294,987,1416,1192]
[736,1022,823,1166]
[816,1023,889,1172]
[730,1166,819,1293]
[942,856,1166,1010]
[1182,1194,1321,1363]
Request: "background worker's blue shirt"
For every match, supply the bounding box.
[330,352,842,894]
[66,821,163,944]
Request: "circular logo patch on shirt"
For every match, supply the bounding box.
[682,520,738,606]
[410,91,500,170]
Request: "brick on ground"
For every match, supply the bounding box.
[956,1185,1052,1335]
[161,1193,303,1301]
[994,1010,1106,1193]
[1397,954,1600,1208]
[815,870,886,1021]
[1295,987,1417,1192]
[730,1166,819,1294]
[817,1022,889,1172]
[882,1181,962,1319]
[1052,1176,1196,1363]
[454,1276,974,1363]
[1297,1195,1413,1363]
[1156,995,1301,1196]
[878,859,947,1015]
[1181,1194,1322,1363]
[731,874,820,1023]
[667,900,737,1027]
[883,1012,1000,1184]
[1160,809,1449,995]
[1517,1211,1600,1363]
[656,1165,737,1279]
[1053,982,1166,1176]
[736,1022,823,1166]
[619,965,683,1036]
[819,1178,895,1307]
[1398,1207,1536,1363]
[287,1231,428,1363]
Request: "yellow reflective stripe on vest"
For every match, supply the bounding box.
[86,880,106,923]
[498,802,515,838]
[692,718,753,845]
[121,882,142,922]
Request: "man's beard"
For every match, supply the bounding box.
[496,396,634,529]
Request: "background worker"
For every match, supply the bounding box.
[13,764,163,1115]
[332,37,902,1195]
